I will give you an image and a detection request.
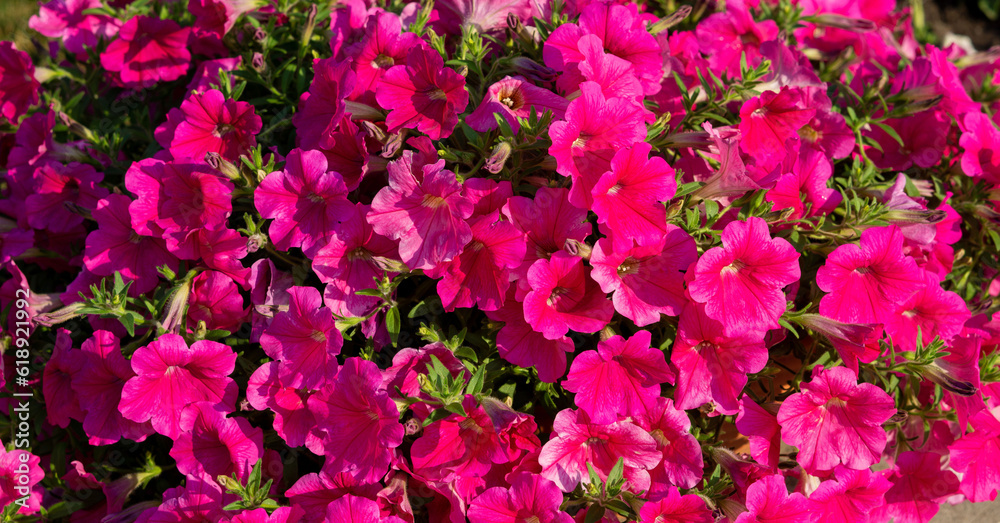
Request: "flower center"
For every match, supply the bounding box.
[547,286,569,307]
[459,417,483,433]
[799,125,819,143]
[695,341,715,352]
[310,330,327,343]
[854,266,873,275]
[348,247,371,261]
[497,87,526,111]
[422,193,447,208]
[427,88,448,101]
[722,259,747,275]
[617,257,639,275]
[572,134,591,149]
[372,54,395,69]
[307,192,325,203]
[214,123,236,138]
[128,230,144,244]
[650,428,670,447]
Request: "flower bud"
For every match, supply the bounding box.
[563,238,592,259]
[34,302,86,327]
[205,152,242,181]
[485,141,512,174]
[882,208,947,226]
[252,52,265,72]
[810,13,877,33]
[510,57,557,83]
[923,362,978,397]
[648,5,692,35]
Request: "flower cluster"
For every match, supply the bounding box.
[2,0,1000,522]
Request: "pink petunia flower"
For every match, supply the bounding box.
[738,87,816,171]
[687,217,800,336]
[136,474,235,523]
[367,152,475,271]
[168,89,262,162]
[293,58,356,151]
[126,158,234,240]
[186,270,247,333]
[543,2,663,95]
[733,475,816,523]
[466,76,568,134]
[960,112,1000,184]
[885,270,969,352]
[246,362,322,452]
[308,357,403,483]
[591,142,677,251]
[563,331,674,424]
[100,15,192,88]
[433,0,534,36]
[635,397,704,494]
[376,46,469,140]
[71,330,154,445]
[119,334,239,438]
[324,495,406,523]
[0,42,40,123]
[226,507,307,523]
[0,447,44,515]
[638,487,714,523]
[523,251,614,340]
[187,56,242,93]
[42,328,86,428]
[411,395,511,482]
[777,365,896,474]
[435,213,526,311]
[468,472,573,523]
[84,194,178,296]
[548,81,649,209]
[695,0,778,77]
[735,397,781,469]
[809,467,891,523]
[317,116,369,191]
[816,225,924,324]
[26,161,108,233]
[764,147,842,220]
[866,110,950,172]
[538,409,661,493]
[29,0,120,55]
[557,34,644,102]
[169,401,264,481]
[948,407,1000,502]
[346,11,423,106]
[874,451,959,523]
[671,301,768,415]
[589,227,697,326]
[486,288,575,383]
[254,148,353,256]
[314,203,400,317]
[502,187,589,281]
[260,286,341,390]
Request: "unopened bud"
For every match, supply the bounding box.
[510,57,557,83]
[252,52,265,72]
[253,28,267,42]
[205,152,242,181]
[659,131,712,149]
[34,302,86,327]
[648,5,692,35]
[883,208,947,225]
[923,363,978,397]
[246,233,266,253]
[64,201,93,220]
[485,141,512,174]
[372,256,409,273]
[345,100,385,120]
[564,238,592,259]
[809,13,877,33]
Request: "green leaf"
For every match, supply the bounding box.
[386,306,401,347]
[584,506,606,523]
[606,457,625,496]
[872,121,905,148]
[354,288,382,297]
[466,365,486,396]
[586,463,602,491]
[119,313,136,337]
[443,401,467,417]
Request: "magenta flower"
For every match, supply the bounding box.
[548,81,649,208]
[765,147,842,220]
[29,0,120,55]
[382,344,467,400]
[367,152,475,271]
[563,331,674,424]
[795,314,884,375]
[376,46,468,140]
[503,187,589,280]
[543,2,663,95]
[26,161,108,233]
[591,143,677,251]
[960,111,1000,184]
[260,286,341,390]
[0,448,43,515]
[777,365,896,474]
[538,409,661,493]
[347,12,423,106]
[809,467,891,523]
[434,0,534,36]
[119,334,238,438]
[734,475,815,523]
[84,194,178,296]
[138,474,234,522]
[247,362,321,452]
[557,34,644,102]
[0,42,39,123]
[324,495,406,523]
[738,87,815,169]
[735,397,781,469]
[885,270,969,352]
[186,270,247,333]
[286,472,381,523]
[412,395,511,482]
[636,397,704,493]
[314,203,399,317]
[100,15,191,87]
[639,487,713,523]
[126,158,234,238]
[468,472,572,523]
[817,225,923,324]
[523,251,614,340]
[169,89,261,162]
[255,148,353,256]
[308,358,403,483]
[226,507,307,523]
[866,110,950,171]
[318,116,369,191]
[589,228,696,326]
[71,330,154,445]
[436,214,526,311]
[466,76,568,134]
[169,401,264,481]
[42,329,85,428]
[695,0,778,77]
[671,301,768,415]
[687,217,800,336]
[875,451,960,523]
[294,58,356,150]
[949,407,1000,502]
[486,289,575,383]
[175,226,252,287]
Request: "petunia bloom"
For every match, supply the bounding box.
[260,286,341,390]
[734,475,815,523]
[468,472,573,523]
[738,87,815,170]
[466,76,568,134]
[0,42,40,123]
[100,15,191,87]
[777,365,896,474]
[119,334,239,439]
[435,213,526,312]
[29,0,120,55]
[523,251,614,340]
[687,217,800,336]
[563,331,675,424]
[169,401,264,481]
[376,46,468,140]
[294,58,356,151]
[168,89,262,162]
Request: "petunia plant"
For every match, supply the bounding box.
[2,0,1000,522]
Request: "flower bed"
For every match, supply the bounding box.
[1,0,1000,522]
